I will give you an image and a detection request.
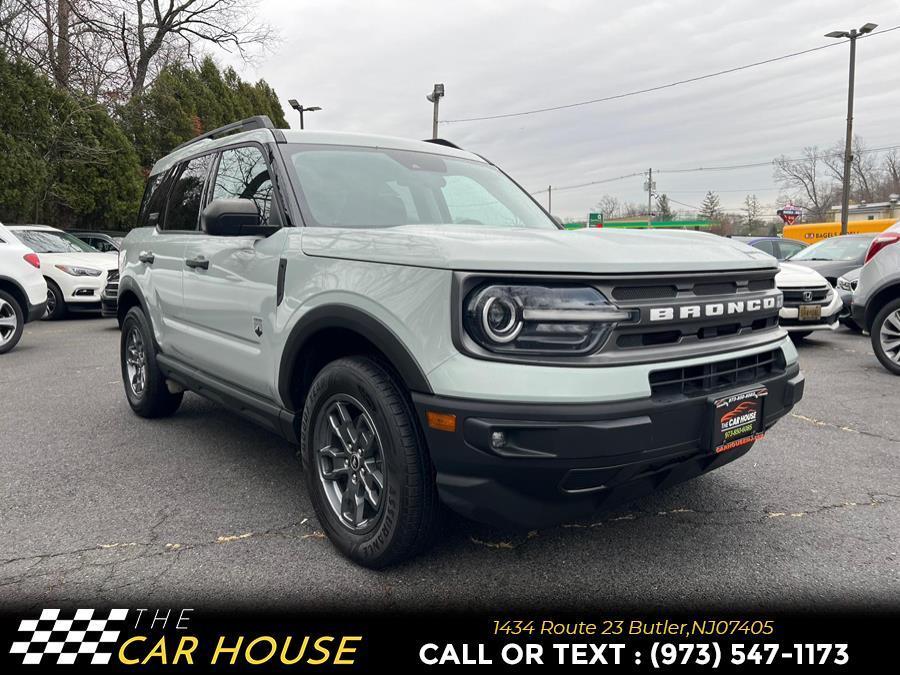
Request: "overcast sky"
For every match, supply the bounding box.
[223,0,900,219]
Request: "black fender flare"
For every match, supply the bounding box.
[116,276,152,324]
[277,304,434,410]
[865,279,900,329]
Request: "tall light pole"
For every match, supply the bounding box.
[826,22,877,234]
[426,83,444,139]
[287,99,322,130]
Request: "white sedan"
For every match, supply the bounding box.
[776,262,843,339]
[7,225,118,320]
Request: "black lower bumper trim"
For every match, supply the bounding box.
[26,300,47,323]
[413,363,803,528]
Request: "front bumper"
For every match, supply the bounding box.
[413,362,803,528]
[778,290,842,332]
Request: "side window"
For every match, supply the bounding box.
[211,146,279,225]
[752,240,776,257]
[778,241,805,259]
[440,175,520,226]
[164,155,214,231]
[138,172,168,228]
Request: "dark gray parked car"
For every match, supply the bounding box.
[787,234,878,286]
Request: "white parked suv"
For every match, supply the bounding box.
[117,116,805,567]
[0,222,47,353]
[7,225,119,319]
[774,262,843,339]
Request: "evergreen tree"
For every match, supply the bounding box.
[699,191,722,222]
[0,51,143,229]
[655,193,674,221]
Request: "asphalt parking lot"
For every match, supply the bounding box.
[1,317,897,611]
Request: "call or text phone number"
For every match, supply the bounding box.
[652,642,849,668]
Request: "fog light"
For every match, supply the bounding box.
[491,431,506,449]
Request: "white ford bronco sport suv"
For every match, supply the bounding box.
[118,116,805,567]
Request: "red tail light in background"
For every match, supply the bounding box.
[865,232,900,263]
[23,253,40,268]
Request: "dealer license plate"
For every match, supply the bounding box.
[709,387,767,454]
[798,304,821,321]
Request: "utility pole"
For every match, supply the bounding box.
[426,83,445,139]
[826,22,877,235]
[548,185,552,213]
[645,168,654,229]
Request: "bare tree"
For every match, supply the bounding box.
[0,0,273,99]
[594,194,621,220]
[822,136,882,204]
[773,147,839,222]
[884,148,900,197]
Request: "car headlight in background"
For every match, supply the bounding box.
[463,284,635,355]
[54,264,102,277]
[118,247,126,276]
[836,277,858,292]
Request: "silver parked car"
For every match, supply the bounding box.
[851,222,900,374]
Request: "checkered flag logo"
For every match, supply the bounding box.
[10,609,128,665]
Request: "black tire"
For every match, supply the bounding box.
[300,356,439,568]
[120,306,183,417]
[790,330,813,341]
[0,290,24,355]
[871,298,900,376]
[43,279,67,320]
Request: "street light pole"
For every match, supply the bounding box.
[827,22,877,235]
[426,83,445,139]
[287,99,322,130]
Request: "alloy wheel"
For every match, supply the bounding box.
[0,299,17,347]
[44,287,57,318]
[125,326,147,397]
[879,309,900,363]
[314,394,386,531]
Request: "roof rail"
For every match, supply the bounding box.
[171,115,277,153]
[423,138,463,150]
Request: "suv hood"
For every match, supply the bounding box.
[300,225,777,274]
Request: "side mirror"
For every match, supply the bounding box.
[201,199,274,236]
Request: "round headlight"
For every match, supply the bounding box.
[481,294,522,343]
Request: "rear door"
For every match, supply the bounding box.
[178,143,288,398]
[141,154,214,352]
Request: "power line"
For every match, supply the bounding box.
[442,25,900,124]
[530,141,900,195]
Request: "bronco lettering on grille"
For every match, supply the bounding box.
[648,296,779,322]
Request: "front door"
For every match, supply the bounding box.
[176,145,287,399]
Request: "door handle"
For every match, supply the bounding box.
[138,251,155,264]
[185,256,209,270]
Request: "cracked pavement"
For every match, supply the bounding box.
[1,319,897,610]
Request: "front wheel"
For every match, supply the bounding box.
[120,307,183,417]
[871,298,900,375]
[300,356,439,568]
[0,291,24,354]
[43,279,66,320]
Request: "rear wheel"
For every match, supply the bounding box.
[43,279,66,320]
[0,291,24,354]
[300,356,439,568]
[871,298,900,375]
[120,306,183,417]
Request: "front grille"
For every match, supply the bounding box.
[612,285,677,300]
[649,349,784,398]
[107,270,119,282]
[782,287,829,303]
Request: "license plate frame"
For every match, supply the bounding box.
[706,387,768,454]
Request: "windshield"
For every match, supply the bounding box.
[789,236,874,262]
[283,144,556,229]
[14,229,99,253]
